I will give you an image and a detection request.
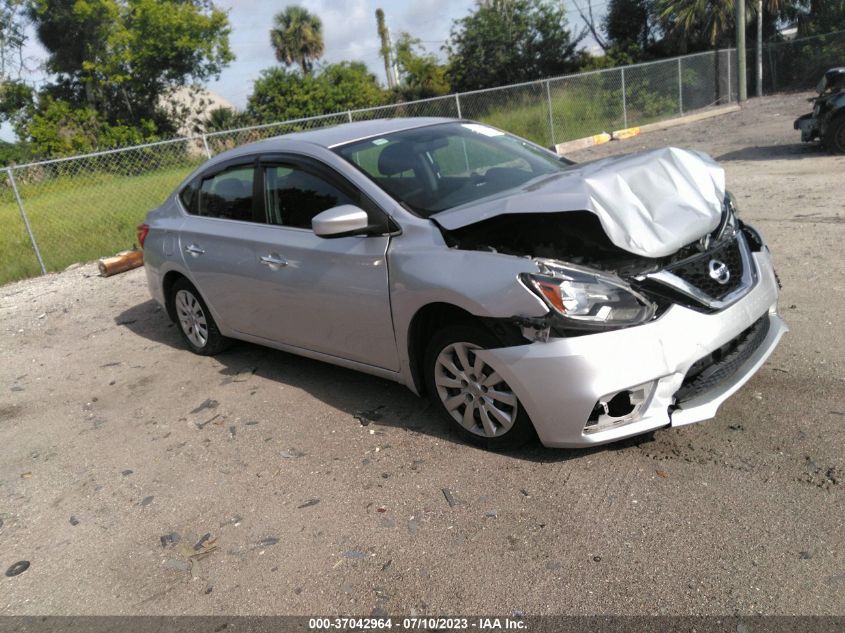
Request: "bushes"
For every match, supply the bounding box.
[20,98,160,160]
[247,62,387,123]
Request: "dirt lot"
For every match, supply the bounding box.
[1,93,843,616]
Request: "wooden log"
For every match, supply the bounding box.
[98,250,144,277]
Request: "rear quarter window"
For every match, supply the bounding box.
[179,180,199,213]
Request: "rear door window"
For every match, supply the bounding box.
[193,165,260,223]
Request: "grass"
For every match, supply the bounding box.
[0,164,200,285]
[480,83,682,147]
[0,85,686,287]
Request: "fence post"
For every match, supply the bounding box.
[347,110,353,123]
[545,80,556,147]
[727,50,733,103]
[6,167,47,275]
[678,58,684,114]
[200,134,212,159]
[454,93,462,119]
[621,67,628,129]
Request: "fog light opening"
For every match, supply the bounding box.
[584,382,655,434]
[607,391,636,417]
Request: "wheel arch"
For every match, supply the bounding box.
[162,270,190,323]
[406,302,527,395]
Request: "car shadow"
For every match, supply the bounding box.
[114,299,659,463]
[716,142,823,162]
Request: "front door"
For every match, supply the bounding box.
[246,158,399,372]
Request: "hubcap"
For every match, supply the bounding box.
[434,342,518,438]
[175,289,208,348]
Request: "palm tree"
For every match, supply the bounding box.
[657,0,783,47]
[270,6,324,76]
[658,0,784,97]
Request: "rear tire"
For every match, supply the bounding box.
[171,278,231,356]
[423,324,535,450]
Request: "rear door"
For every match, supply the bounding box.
[247,155,399,371]
[177,158,266,334]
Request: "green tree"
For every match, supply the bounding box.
[0,79,31,127]
[604,0,660,57]
[656,0,784,50]
[791,0,845,35]
[247,62,385,123]
[19,97,158,157]
[393,32,449,100]
[1,0,33,126]
[0,139,31,165]
[270,6,324,76]
[1,0,28,78]
[203,106,252,133]
[25,0,233,133]
[446,0,584,92]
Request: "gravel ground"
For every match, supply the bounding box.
[1,92,843,616]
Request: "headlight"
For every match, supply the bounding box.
[725,191,739,216]
[521,262,656,331]
[715,192,739,241]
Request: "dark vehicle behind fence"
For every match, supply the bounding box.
[794,67,845,153]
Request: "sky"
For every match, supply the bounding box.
[1,0,604,142]
[205,0,478,107]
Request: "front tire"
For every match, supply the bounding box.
[825,115,845,154]
[423,324,535,450]
[171,278,230,356]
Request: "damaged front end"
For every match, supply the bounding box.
[440,189,761,340]
[431,149,787,447]
[794,67,845,152]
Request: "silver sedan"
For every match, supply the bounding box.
[139,118,787,449]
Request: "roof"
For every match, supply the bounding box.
[286,117,455,147]
[231,117,457,158]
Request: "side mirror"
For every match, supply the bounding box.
[312,205,370,238]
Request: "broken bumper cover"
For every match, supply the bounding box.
[794,113,819,142]
[476,249,787,448]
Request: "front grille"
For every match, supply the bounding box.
[666,237,744,300]
[675,315,771,402]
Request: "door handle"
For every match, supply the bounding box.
[260,254,288,268]
[184,244,205,257]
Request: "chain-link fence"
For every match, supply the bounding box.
[745,29,845,94]
[0,46,746,286]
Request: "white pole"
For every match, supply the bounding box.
[621,67,628,128]
[728,50,732,102]
[756,0,764,97]
[678,58,684,114]
[201,134,212,159]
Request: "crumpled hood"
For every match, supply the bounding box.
[432,147,726,259]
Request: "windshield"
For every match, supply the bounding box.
[333,122,568,217]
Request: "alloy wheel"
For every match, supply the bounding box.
[175,289,208,348]
[433,341,518,438]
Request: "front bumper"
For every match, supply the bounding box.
[477,249,787,448]
[794,113,819,142]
